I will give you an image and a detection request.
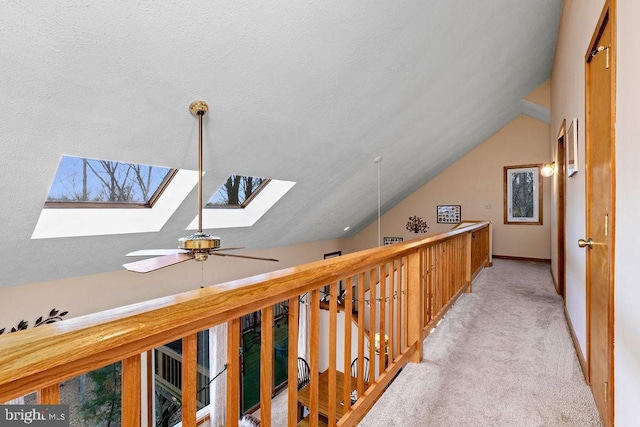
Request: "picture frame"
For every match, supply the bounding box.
[567,118,578,177]
[383,237,403,246]
[323,251,343,300]
[503,164,543,225]
[437,205,461,224]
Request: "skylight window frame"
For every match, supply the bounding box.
[44,167,179,209]
[206,177,272,209]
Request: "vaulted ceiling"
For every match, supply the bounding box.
[0,1,561,287]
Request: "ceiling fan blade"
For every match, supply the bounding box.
[210,247,245,252]
[211,252,279,262]
[126,249,189,257]
[123,253,194,273]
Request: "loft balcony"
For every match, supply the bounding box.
[0,222,597,426]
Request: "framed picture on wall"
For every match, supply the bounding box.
[437,205,461,224]
[383,237,403,245]
[322,251,343,300]
[567,118,578,177]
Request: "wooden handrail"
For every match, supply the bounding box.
[0,221,491,426]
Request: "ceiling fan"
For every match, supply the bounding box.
[123,101,278,273]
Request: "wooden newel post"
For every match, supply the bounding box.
[406,249,423,362]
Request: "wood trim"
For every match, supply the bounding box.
[608,3,617,424]
[492,255,551,263]
[556,119,567,298]
[564,306,588,381]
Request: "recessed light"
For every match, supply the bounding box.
[344,226,350,232]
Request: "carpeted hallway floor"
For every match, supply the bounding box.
[359,259,601,426]
[257,259,601,426]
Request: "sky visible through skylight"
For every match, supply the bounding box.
[46,156,172,204]
[208,175,267,207]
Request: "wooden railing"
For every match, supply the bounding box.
[0,222,491,427]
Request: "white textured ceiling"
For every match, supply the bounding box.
[0,1,561,287]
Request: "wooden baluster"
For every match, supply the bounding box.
[466,231,473,292]
[182,334,197,427]
[328,282,338,426]
[389,260,395,362]
[395,259,402,357]
[452,239,457,293]
[406,250,423,362]
[287,296,299,427]
[424,248,431,325]
[379,263,387,373]
[146,350,154,427]
[368,267,377,380]
[260,306,274,427]
[122,356,141,427]
[357,272,366,397]
[226,318,241,427]
[309,289,320,426]
[343,276,353,413]
[446,240,452,300]
[402,255,408,351]
[37,384,59,404]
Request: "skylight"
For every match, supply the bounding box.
[189,178,296,230]
[32,155,198,239]
[207,175,269,208]
[45,156,175,207]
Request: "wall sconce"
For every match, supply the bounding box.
[540,162,555,177]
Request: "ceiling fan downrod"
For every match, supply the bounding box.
[178,101,220,261]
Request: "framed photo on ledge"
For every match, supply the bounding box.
[567,118,578,177]
[437,205,461,224]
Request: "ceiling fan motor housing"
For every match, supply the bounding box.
[178,233,221,261]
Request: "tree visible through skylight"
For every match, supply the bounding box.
[46,156,174,206]
[208,175,268,208]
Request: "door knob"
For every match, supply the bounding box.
[578,238,593,248]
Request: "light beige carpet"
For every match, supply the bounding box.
[359,259,601,426]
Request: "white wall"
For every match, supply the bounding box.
[614,0,640,421]
[353,110,551,260]
[551,0,640,423]
[549,0,602,361]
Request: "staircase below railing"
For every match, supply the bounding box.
[0,221,491,427]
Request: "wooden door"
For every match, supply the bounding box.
[584,3,615,425]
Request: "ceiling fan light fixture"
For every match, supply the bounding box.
[178,232,221,251]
